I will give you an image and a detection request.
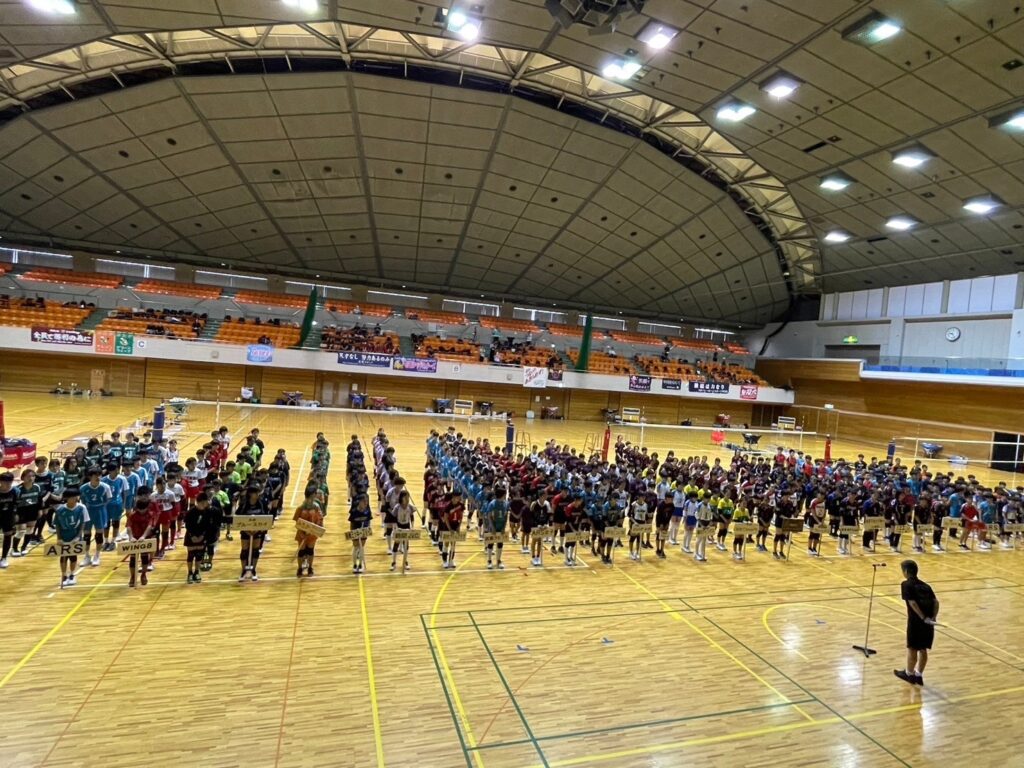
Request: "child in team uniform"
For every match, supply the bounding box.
[628,494,649,561]
[694,496,715,562]
[391,490,418,573]
[125,486,156,587]
[654,495,673,559]
[183,494,212,583]
[236,484,267,582]
[0,472,17,568]
[12,469,42,557]
[54,488,88,588]
[483,487,509,570]
[348,493,372,574]
[79,468,112,566]
[150,477,176,559]
[527,490,549,567]
[101,463,127,551]
[294,486,325,578]
[732,497,751,561]
[441,490,465,570]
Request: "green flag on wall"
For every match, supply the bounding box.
[296,288,318,348]
[575,313,593,372]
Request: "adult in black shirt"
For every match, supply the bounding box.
[894,560,939,686]
[0,472,17,566]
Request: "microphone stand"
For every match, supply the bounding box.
[853,562,887,657]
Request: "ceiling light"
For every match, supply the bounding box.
[638,21,679,51]
[892,145,935,168]
[602,58,642,81]
[281,0,318,11]
[963,195,1004,215]
[989,108,1024,132]
[842,11,902,45]
[443,5,482,41]
[717,101,756,122]
[820,172,855,191]
[760,72,801,99]
[886,215,919,231]
[26,0,76,13]
[824,230,852,243]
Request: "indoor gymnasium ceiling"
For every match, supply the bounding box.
[0,0,1021,321]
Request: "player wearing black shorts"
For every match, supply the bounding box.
[894,560,938,686]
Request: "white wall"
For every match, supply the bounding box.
[900,317,1011,361]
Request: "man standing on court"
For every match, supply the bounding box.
[894,560,939,686]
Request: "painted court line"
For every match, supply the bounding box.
[358,577,386,768]
[0,567,118,690]
[614,566,816,723]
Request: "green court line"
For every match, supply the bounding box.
[421,574,1011,619]
[427,583,1014,632]
[685,600,913,768]
[419,614,475,768]
[469,613,550,768]
[469,699,817,752]
[869,594,1024,675]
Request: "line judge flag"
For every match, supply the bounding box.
[296,287,318,348]
[575,313,593,372]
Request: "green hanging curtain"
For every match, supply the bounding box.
[296,287,318,347]
[575,313,593,372]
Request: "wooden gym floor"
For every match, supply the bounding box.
[1,392,1023,768]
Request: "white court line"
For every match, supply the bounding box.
[54,562,577,590]
[289,443,312,509]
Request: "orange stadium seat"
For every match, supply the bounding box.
[21,267,122,289]
[135,279,222,300]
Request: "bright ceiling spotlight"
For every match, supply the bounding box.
[281,0,318,11]
[988,107,1024,132]
[602,58,642,81]
[886,215,919,231]
[716,100,756,122]
[963,195,1004,215]
[824,230,852,243]
[26,0,76,14]
[820,171,855,191]
[442,4,483,41]
[842,11,902,45]
[638,21,678,51]
[892,145,936,168]
[760,72,801,99]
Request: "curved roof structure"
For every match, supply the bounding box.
[0,0,1021,324]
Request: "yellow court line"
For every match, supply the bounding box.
[614,567,815,723]
[878,594,1024,663]
[429,551,486,768]
[532,682,1024,768]
[760,605,810,662]
[358,576,386,768]
[0,567,118,690]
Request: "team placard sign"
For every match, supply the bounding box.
[986,524,1002,536]
[917,525,934,537]
[781,519,805,534]
[602,526,626,540]
[941,517,959,530]
[43,541,87,557]
[563,531,589,544]
[439,531,468,543]
[838,525,860,535]
[117,539,157,555]
[862,517,884,532]
[345,527,372,541]
[1005,523,1024,533]
[531,525,554,541]
[235,515,275,532]
[296,518,326,539]
[891,524,907,535]
[731,522,758,536]
[394,529,422,542]
[482,532,507,545]
[630,523,653,536]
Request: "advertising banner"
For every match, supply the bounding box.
[31,327,93,347]
[661,378,682,390]
[739,384,759,400]
[246,344,274,364]
[688,381,730,395]
[337,351,393,368]
[392,357,438,373]
[628,375,652,392]
[523,366,548,388]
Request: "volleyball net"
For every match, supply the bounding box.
[893,435,1019,470]
[169,400,508,450]
[615,422,821,457]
